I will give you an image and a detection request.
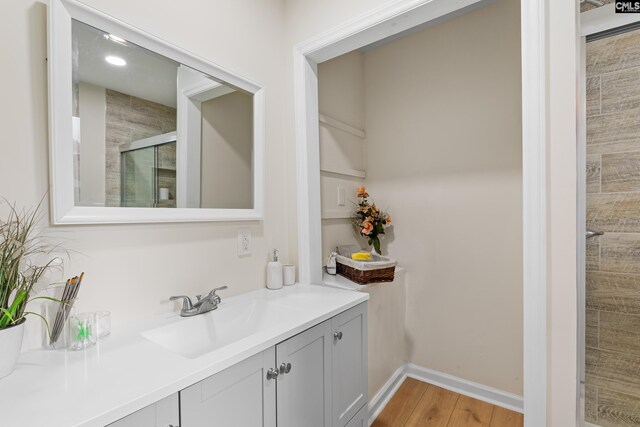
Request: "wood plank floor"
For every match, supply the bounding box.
[372,378,523,427]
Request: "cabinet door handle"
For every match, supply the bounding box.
[334,331,343,340]
[279,362,292,374]
[266,368,279,380]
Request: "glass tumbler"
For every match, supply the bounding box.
[67,312,97,351]
[96,311,111,339]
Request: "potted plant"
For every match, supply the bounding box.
[0,201,60,379]
[353,186,391,255]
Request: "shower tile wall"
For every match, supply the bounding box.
[586,29,640,426]
[105,89,176,207]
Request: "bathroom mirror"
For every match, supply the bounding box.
[48,0,264,224]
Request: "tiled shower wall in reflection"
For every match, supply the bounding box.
[585,28,640,426]
[580,0,614,13]
[105,89,176,207]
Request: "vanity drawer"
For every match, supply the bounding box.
[107,393,179,427]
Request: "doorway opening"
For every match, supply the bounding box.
[294,0,547,425]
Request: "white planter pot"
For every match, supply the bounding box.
[0,320,25,379]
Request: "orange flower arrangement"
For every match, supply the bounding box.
[357,186,369,198]
[353,186,391,255]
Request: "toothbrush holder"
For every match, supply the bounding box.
[67,312,97,351]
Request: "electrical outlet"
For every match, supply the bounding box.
[237,229,251,256]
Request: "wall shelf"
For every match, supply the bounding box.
[321,209,353,220]
[320,165,366,179]
[319,114,366,139]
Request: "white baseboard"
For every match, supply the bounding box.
[406,363,524,413]
[367,365,406,425]
[585,423,600,427]
[367,363,524,425]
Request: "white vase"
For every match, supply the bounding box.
[0,319,25,379]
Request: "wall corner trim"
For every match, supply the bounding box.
[367,363,524,425]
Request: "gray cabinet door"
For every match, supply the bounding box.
[331,303,368,427]
[345,404,368,427]
[107,394,179,427]
[180,347,276,427]
[276,320,332,427]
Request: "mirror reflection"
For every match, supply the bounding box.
[72,20,254,209]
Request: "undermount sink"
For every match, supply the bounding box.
[141,300,297,359]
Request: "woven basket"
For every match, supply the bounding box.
[336,258,396,285]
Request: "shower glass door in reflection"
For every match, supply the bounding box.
[121,146,155,207]
[120,140,177,208]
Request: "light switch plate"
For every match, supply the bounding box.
[338,186,345,206]
[237,229,251,256]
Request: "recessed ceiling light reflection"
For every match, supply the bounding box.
[105,55,126,66]
[104,34,127,44]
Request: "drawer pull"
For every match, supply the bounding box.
[334,331,343,340]
[279,362,292,374]
[266,368,279,380]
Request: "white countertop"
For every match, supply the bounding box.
[0,284,368,427]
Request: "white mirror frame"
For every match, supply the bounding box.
[47,0,265,224]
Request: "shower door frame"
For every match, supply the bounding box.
[577,6,640,427]
[119,132,177,208]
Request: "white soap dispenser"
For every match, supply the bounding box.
[326,252,337,275]
[267,249,283,290]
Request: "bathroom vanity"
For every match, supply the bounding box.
[3,285,368,427]
[113,301,367,427]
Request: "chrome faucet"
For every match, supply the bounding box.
[170,286,228,317]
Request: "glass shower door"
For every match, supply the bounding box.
[121,146,156,207]
[583,26,640,427]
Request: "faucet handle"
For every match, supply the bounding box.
[170,295,194,310]
[208,286,228,303]
[208,285,228,297]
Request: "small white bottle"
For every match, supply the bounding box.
[326,252,337,275]
[267,249,283,290]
